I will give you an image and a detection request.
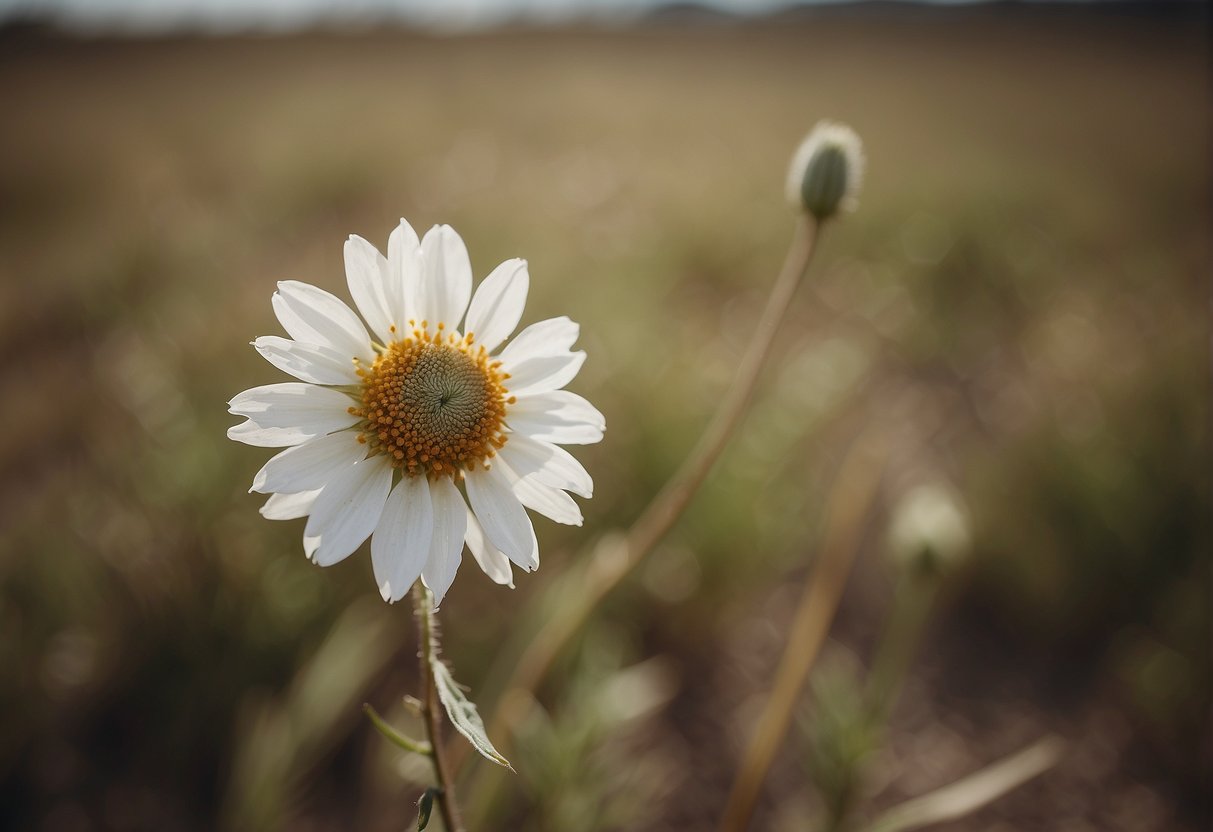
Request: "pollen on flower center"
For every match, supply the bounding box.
[352,328,513,478]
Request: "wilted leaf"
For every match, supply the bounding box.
[431,659,514,771]
[416,787,438,830]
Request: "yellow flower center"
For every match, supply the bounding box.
[352,328,512,478]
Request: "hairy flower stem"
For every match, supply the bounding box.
[414,584,464,832]
[718,434,885,832]
[458,217,822,815]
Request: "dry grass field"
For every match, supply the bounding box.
[0,5,1207,830]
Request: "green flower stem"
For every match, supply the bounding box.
[415,583,464,832]
[819,572,941,832]
[864,572,940,732]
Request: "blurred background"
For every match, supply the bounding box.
[0,1,1208,830]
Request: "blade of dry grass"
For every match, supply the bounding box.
[861,736,1066,832]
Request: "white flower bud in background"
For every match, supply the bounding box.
[786,121,865,221]
[887,482,971,576]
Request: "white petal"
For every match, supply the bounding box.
[422,476,468,607]
[464,507,515,587]
[371,475,433,603]
[499,433,593,498]
[512,390,605,429]
[495,454,582,527]
[417,225,473,330]
[388,218,421,326]
[260,489,321,520]
[345,235,396,344]
[228,383,359,441]
[250,430,365,494]
[303,456,393,567]
[464,465,536,570]
[465,258,529,354]
[498,316,579,366]
[253,336,359,385]
[513,475,583,527]
[508,390,605,445]
[507,415,601,446]
[505,351,586,397]
[228,419,309,448]
[273,280,374,363]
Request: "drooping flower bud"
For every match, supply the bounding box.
[887,483,971,576]
[786,121,865,221]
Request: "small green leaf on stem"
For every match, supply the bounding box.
[417,787,440,830]
[431,659,514,771]
[363,703,433,756]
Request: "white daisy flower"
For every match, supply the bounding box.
[228,220,604,606]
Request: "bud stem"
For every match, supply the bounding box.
[457,216,826,822]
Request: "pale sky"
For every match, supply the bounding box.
[0,0,978,33]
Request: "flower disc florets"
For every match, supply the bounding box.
[353,326,514,479]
